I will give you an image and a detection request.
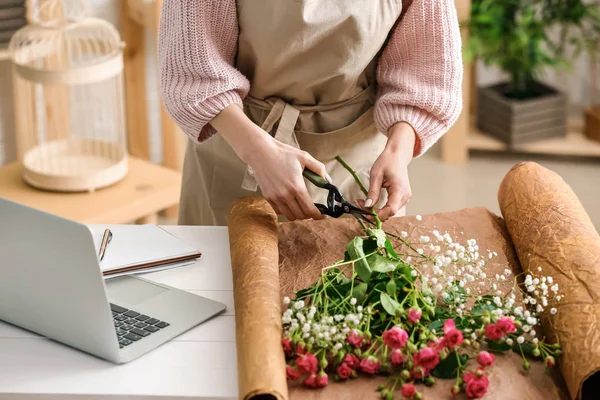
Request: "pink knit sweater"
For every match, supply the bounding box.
[158,0,463,157]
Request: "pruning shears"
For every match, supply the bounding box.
[303,168,374,224]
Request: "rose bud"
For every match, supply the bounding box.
[425,376,436,386]
[414,393,424,400]
[451,384,461,396]
[377,384,386,392]
[532,348,541,357]
[472,341,480,349]
[401,369,411,380]
[401,383,417,399]
[523,360,531,371]
[546,356,556,368]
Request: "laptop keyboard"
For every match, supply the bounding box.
[110,303,170,348]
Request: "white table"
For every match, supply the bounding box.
[0,226,238,400]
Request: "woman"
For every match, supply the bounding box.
[158,0,463,226]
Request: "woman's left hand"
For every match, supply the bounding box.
[362,122,417,222]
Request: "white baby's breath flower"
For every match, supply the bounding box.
[406,256,412,263]
[411,270,418,277]
[283,297,291,305]
[547,276,553,284]
[401,231,408,238]
[302,323,311,333]
[504,269,512,276]
[334,314,344,322]
[506,338,514,345]
[294,300,304,310]
[517,336,525,344]
[357,306,363,313]
[417,248,424,255]
[303,332,310,339]
[522,325,531,332]
[416,215,423,221]
[419,235,430,243]
[334,343,343,350]
[350,298,357,305]
[527,317,537,326]
[537,267,542,272]
[533,338,539,344]
[550,308,557,315]
[530,330,536,337]
[551,284,559,293]
[434,284,443,293]
[536,304,544,313]
[330,327,337,334]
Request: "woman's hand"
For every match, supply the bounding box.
[363,122,417,221]
[211,105,330,221]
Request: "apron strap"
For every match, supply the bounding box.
[241,99,302,191]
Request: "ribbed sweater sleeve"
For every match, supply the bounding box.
[374,0,464,156]
[158,0,250,142]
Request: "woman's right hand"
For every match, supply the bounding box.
[210,105,330,221]
[247,138,330,221]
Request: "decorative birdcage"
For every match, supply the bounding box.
[9,0,127,192]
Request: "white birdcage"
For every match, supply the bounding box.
[9,0,127,192]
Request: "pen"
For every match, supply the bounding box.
[98,229,113,261]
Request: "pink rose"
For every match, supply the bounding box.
[401,383,417,398]
[428,337,447,352]
[346,330,364,348]
[463,371,477,383]
[303,374,318,388]
[286,365,301,381]
[383,327,409,349]
[414,347,440,372]
[337,363,352,380]
[496,317,516,334]
[465,375,489,399]
[281,338,293,357]
[444,319,456,334]
[316,371,328,388]
[484,324,503,341]
[407,307,422,324]
[343,354,360,369]
[476,351,495,368]
[444,328,464,349]
[390,349,405,366]
[296,343,307,355]
[359,356,381,374]
[296,353,318,374]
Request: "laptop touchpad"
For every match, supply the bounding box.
[106,276,168,306]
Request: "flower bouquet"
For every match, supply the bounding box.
[280,162,563,399]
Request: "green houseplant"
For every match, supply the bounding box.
[464,0,596,146]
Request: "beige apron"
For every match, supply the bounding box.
[179,0,404,226]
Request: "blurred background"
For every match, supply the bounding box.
[0,0,598,228]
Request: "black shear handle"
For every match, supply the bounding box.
[302,168,330,188]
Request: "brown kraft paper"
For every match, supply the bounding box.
[226,197,288,400]
[498,161,600,400]
[228,195,574,399]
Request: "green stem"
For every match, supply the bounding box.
[335,156,368,196]
[336,155,383,229]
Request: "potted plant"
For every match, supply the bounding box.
[465,0,570,147]
[577,4,600,141]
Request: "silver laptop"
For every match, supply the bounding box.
[0,198,226,364]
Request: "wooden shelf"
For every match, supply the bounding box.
[0,43,9,61]
[468,123,600,158]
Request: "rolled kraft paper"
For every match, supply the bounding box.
[227,197,288,400]
[279,208,567,399]
[498,162,600,400]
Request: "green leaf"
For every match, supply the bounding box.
[486,340,512,353]
[384,238,399,260]
[346,237,372,283]
[386,280,397,297]
[352,283,368,304]
[431,353,469,379]
[380,292,400,316]
[428,320,445,332]
[368,254,397,273]
[367,228,387,248]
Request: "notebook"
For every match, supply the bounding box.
[87,224,202,278]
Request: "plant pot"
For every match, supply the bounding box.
[477,82,567,147]
[584,106,600,142]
